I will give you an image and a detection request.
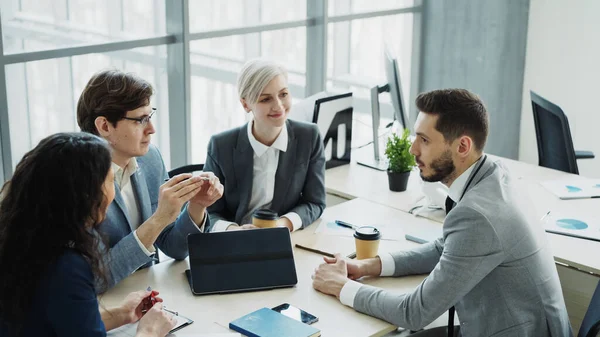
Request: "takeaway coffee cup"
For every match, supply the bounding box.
[252,209,279,228]
[354,226,381,260]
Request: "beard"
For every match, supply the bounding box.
[418,149,456,183]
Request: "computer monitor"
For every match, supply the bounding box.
[357,48,410,171]
[385,48,410,131]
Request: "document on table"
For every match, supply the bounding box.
[540,179,600,199]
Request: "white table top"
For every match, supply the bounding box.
[102,199,447,337]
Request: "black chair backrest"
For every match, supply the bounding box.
[579,279,600,337]
[168,164,204,178]
[530,91,579,174]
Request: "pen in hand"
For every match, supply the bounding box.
[163,307,178,316]
[141,286,157,314]
[335,220,357,230]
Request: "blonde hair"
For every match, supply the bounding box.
[237,58,288,105]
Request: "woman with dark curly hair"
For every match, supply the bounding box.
[0,132,175,337]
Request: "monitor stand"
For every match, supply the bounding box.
[357,84,390,171]
[355,144,388,171]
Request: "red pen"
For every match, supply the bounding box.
[141,286,158,313]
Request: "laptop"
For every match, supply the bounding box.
[186,227,298,295]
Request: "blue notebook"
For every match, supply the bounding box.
[229,307,320,337]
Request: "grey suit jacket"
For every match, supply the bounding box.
[203,119,326,231]
[96,145,207,291]
[353,157,573,337]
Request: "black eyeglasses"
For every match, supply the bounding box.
[121,108,156,127]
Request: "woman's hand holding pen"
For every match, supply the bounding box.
[119,289,164,325]
[136,302,177,337]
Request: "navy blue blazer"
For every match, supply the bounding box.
[97,145,209,291]
[0,250,106,337]
[204,119,326,231]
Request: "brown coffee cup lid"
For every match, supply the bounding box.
[354,226,381,240]
[252,208,278,220]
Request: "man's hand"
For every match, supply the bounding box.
[188,172,223,208]
[154,174,203,225]
[312,253,351,298]
[323,255,368,280]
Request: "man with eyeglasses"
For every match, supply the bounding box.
[77,69,224,292]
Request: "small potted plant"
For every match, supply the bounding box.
[385,128,416,192]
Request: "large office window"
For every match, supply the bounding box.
[0,0,420,181]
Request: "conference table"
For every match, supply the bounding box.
[102,198,446,337]
[102,154,599,335]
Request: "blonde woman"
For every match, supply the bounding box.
[204,59,326,232]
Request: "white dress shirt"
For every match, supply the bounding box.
[112,159,155,256]
[212,120,302,232]
[339,157,483,307]
[113,159,205,257]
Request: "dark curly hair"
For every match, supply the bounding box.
[0,132,112,332]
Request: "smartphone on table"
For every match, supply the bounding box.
[271,303,319,325]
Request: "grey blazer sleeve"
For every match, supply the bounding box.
[288,126,326,228]
[152,153,207,259]
[97,232,152,292]
[203,136,230,231]
[389,238,444,276]
[154,204,207,259]
[352,206,505,331]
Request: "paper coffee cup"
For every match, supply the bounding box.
[252,209,279,228]
[354,226,381,260]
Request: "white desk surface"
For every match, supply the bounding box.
[325,155,600,275]
[101,199,448,337]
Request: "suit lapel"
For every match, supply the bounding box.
[271,121,296,212]
[131,166,152,221]
[234,124,254,223]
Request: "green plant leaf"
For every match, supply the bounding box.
[385,128,416,173]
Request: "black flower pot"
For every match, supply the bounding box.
[387,170,410,192]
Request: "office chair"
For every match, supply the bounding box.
[579,279,600,337]
[530,91,594,175]
[168,164,204,178]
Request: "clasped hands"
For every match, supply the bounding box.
[312,254,381,298]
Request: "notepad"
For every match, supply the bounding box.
[540,179,600,199]
[543,212,600,242]
[107,311,193,336]
[229,307,320,337]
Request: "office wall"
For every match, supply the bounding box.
[519,0,600,178]
[419,0,530,159]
